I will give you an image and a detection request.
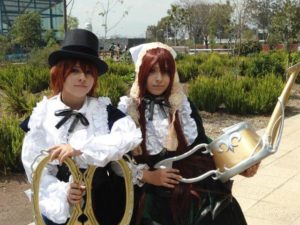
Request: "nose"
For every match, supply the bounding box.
[155,72,162,83]
[78,72,86,82]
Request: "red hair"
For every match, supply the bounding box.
[135,47,187,157]
[137,48,175,99]
[49,59,98,96]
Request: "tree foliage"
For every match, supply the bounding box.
[67,16,79,30]
[167,4,187,45]
[270,0,300,47]
[11,12,42,50]
[0,35,12,60]
[144,0,300,54]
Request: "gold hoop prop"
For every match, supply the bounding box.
[155,62,300,182]
[32,153,134,225]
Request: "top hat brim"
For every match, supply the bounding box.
[48,50,108,76]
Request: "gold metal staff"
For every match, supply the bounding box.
[155,62,300,183]
[31,153,134,225]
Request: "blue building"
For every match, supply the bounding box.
[0,0,64,38]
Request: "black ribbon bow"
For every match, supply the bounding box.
[142,95,170,121]
[55,109,89,133]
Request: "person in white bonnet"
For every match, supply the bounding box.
[118,42,258,225]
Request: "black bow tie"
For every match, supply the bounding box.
[55,109,89,133]
[142,95,170,121]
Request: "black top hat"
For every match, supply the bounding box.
[48,29,108,75]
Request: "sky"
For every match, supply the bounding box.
[69,0,178,38]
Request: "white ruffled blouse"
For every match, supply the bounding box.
[22,94,142,224]
[118,95,198,156]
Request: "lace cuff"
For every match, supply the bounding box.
[127,162,149,187]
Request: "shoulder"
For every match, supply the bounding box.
[96,96,112,107]
[178,95,193,114]
[27,96,49,129]
[87,96,112,111]
[22,95,62,131]
[117,96,131,113]
[106,105,126,130]
[88,96,126,131]
[186,98,209,144]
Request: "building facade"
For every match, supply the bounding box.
[0,0,64,37]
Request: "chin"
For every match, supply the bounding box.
[151,92,163,96]
[72,92,89,98]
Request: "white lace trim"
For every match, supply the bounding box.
[118,95,198,155]
[91,97,111,135]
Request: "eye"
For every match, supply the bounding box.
[70,67,80,73]
[85,70,92,75]
[149,68,155,74]
[162,72,170,77]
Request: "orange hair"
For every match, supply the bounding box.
[50,59,98,96]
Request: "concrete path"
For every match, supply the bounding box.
[233,114,300,225]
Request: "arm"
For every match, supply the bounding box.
[21,99,71,224]
[22,130,72,223]
[77,115,142,167]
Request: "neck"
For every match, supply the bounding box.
[61,91,85,110]
[145,92,165,98]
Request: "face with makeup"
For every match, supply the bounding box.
[62,62,95,99]
[146,62,171,96]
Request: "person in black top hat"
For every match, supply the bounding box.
[21,29,141,225]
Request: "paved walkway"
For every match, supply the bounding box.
[26,114,300,225]
[233,113,300,225]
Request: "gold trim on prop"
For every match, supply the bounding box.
[32,154,134,225]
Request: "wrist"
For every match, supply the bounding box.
[141,169,151,184]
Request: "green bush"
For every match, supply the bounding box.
[188,75,284,115]
[241,51,287,78]
[177,60,199,82]
[246,75,284,114]
[96,73,129,106]
[0,114,25,175]
[0,65,49,93]
[197,53,225,77]
[106,61,135,76]
[290,52,300,83]
[27,44,59,67]
[1,87,42,116]
[0,65,47,116]
[222,75,284,114]
[234,41,261,56]
[222,76,253,114]
[188,76,223,113]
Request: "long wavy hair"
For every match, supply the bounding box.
[50,59,98,96]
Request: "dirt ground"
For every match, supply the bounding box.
[1,84,299,225]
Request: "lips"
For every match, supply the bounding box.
[74,85,88,88]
